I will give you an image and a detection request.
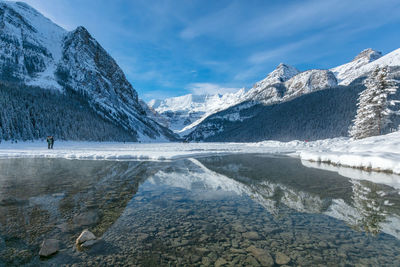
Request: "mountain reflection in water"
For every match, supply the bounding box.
[0,155,399,266]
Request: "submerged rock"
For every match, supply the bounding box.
[76,229,96,247]
[232,223,246,233]
[242,231,260,240]
[215,257,227,267]
[275,252,291,265]
[39,239,59,257]
[73,211,99,227]
[247,245,274,266]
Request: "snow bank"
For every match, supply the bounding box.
[299,132,400,174]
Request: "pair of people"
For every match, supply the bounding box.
[46,136,54,149]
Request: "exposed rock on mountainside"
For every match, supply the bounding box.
[283,69,337,100]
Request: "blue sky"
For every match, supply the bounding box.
[22,0,400,101]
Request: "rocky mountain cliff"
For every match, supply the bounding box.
[0,1,177,141]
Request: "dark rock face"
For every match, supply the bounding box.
[59,26,140,108]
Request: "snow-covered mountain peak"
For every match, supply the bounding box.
[331,48,382,85]
[254,63,299,89]
[148,89,247,133]
[332,48,399,85]
[242,63,299,104]
[148,89,248,115]
[353,48,382,63]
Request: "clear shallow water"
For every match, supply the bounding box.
[0,155,400,266]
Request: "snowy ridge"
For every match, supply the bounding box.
[233,66,337,108]
[331,48,382,84]
[334,48,400,85]
[148,89,247,134]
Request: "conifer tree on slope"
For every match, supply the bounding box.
[349,66,398,140]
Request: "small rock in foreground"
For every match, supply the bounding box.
[39,239,59,257]
[76,229,96,246]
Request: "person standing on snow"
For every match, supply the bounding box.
[46,136,52,149]
[50,136,54,149]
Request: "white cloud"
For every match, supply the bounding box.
[187,83,241,95]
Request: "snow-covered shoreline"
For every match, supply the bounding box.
[298,132,400,174]
[0,141,295,161]
[1,132,400,175]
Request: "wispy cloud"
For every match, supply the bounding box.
[248,36,322,65]
[187,83,241,95]
[180,0,400,44]
[179,1,241,40]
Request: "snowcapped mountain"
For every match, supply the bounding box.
[149,62,340,136]
[147,63,301,135]
[148,89,247,134]
[0,1,177,142]
[186,47,400,141]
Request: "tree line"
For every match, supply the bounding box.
[0,82,137,142]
